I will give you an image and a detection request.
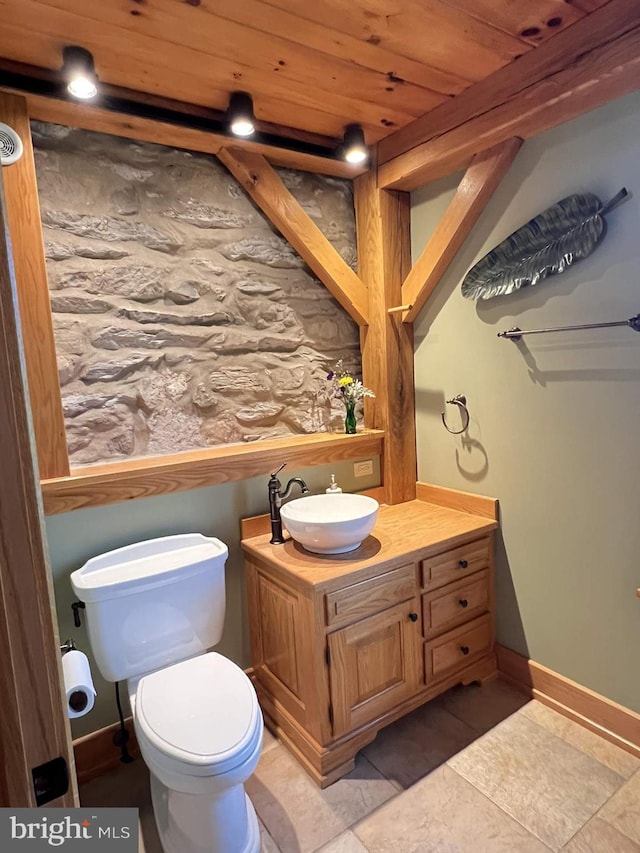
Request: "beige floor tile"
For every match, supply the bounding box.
[246,745,396,853]
[448,712,623,850]
[521,700,640,778]
[260,817,281,852]
[81,757,272,853]
[439,676,530,734]
[563,817,640,852]
[262,726,280,754]
[353,764,549,853]
[315,830,370,852]
[79,758,150,808]
[598,769,640,843]
[362,697,477,789]
[79,759,162,853]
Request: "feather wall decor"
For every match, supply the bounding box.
[461,188,629,301]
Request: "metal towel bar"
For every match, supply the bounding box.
[498,313,640,341]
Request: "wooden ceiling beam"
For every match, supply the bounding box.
[380,0,640,164]
[379,0,640,189]
[218,147,369,326]
[20,92,362,180]
[380,21,640,191]
[0,56,337,150]
[401,138,522,323]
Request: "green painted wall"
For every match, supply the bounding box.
[48,456,380,737]
[412,90,640,711]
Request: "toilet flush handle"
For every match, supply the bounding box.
[71,600,85,628]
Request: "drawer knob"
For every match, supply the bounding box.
[459,599,469,608]
[459,560,469,569]
[460,645,470,655]
[408,612,419,622]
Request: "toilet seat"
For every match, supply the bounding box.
[135,652,262,780]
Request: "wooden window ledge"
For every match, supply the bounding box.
[41,430,384,515]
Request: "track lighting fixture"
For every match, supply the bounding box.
[62,46,99,100]
[227,92,255,138]
[0,64,371,168]
[341,124,368,165]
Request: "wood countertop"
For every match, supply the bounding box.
[241,498,497,592]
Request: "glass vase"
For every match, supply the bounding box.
[344,400,357,434]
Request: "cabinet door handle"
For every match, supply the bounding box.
[458,560,468,569]
[458,599,468,608]
[460,645,470,655]
[408,612,418,622]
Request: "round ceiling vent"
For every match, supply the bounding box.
[0,122,24,166]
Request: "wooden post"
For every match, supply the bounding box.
[0,170,77,807]
[354,165,416,504]
[0,92,69,479]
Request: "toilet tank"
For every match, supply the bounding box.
[70,534,228,682]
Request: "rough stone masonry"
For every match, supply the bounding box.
[32,121,361,465]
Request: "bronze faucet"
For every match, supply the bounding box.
[268,463,309,544]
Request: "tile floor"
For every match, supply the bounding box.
[80,677,640,852]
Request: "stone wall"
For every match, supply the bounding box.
[32,122,360,465]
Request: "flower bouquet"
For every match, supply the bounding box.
[326,360,375,434]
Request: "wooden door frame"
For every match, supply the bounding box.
[0,168,77,807]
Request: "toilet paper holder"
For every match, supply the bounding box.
[65,636,133,762]
[60,639,96,717]
[60,638,77,656]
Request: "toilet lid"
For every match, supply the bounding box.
[135,653,260,776]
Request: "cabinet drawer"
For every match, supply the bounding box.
[325,564,417,627]
[421,537,490,591]
[422,570,490,638]
[424,614,492,682]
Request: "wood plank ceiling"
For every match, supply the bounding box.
[0,0,611,150]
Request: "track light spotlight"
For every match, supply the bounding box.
[341,124,368,165]
[62,46,99,100]
[228,92,255,138]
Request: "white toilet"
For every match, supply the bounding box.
[70,533,263,853]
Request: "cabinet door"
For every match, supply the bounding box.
[328,600,423,738]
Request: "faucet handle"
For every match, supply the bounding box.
[271,462,286,478]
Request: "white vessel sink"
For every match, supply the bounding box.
[280,493,379,555]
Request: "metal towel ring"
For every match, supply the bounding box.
[441,395,470,435]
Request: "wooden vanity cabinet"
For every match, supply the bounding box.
[242,499,497,787]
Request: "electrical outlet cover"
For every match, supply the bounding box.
[354,460,374,477]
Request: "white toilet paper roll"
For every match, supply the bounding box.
[62,649,96,719]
